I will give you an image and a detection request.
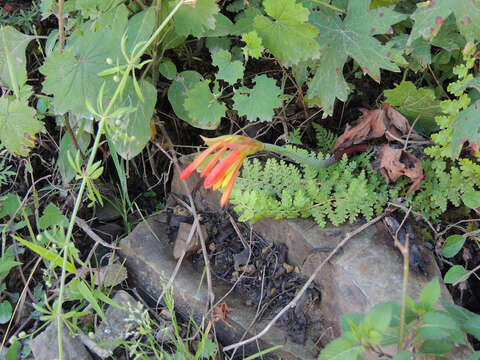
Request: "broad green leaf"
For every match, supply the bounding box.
[420,278,440,310]
[0,301,12,324]
[441,301,475,324]
[76,280,106,321]
[306,0,405,114]
[419,311,459,339]
[408,37,432,69]
[158,59,177,80]
[40,29,123,117]
[408,1,451,45]
[0,98,44,156]
[442,234,466,258]
[444,265,468,284]
[56,129,91,184]
[125,7,155,54]
[0,26,33,90]
[203,13,235,37]
[0,193,21,219]
[318,337,364,360]
[184,80,226,129]
[462,190,480,209]
[206,37,231,54]
[464,316,480,340]
[242,31,264,59]
[254,0,320,65]
[451,100,480,158]
[408,0,480,45]
[110,78,156,159]
[211,49,244,85]
[430,15,465,52]
[363,303,392,333]
[14,236,77,274]
[340,313,364,332]
[168,70,204,127]
[233,74,281,122]
[0,257,20,282]
[94,4,129,34]
[5,338,20,360]
[171,0,219,37]
[420,339,453,354]
[38,203,68,230]
[393,351,412,360]
[306,46,349,116]
[384,81,443,134]
[471,351,480,360]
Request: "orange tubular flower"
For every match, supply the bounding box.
[180,135,264,206]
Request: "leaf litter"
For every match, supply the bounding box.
[332,104,424,194]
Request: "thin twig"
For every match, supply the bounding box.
[75,217,120,267]
[223,214,385,353]
[154,127,215,306]
[64,114,87,163]
[453,261,480,286]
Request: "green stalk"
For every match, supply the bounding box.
[56,118,105,358]
[264,143,334,168]
[55,1,185,358]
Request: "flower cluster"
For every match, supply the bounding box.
[180,135,264,206]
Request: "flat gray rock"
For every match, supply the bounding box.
[119,214,322,359]
[30,321,92,360]
[87,290,141,359]
[170,167,474,359]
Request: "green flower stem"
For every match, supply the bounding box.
[55,2,185,358]
[264,143,334,168]
[56,119,105,359]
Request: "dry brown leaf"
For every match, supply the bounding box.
[212,302,234,328]
[332,105,413,152]
[372,145,423,195]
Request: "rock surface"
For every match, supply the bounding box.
[87,290,141,359]
[170,167,474,358]
[173,222,204,259]
[119,214,322,359]
[30,321,92,360]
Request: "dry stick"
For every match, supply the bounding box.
[64,115,87,163]
[75,217,120,267]
[223,213,386,353]
[387,202,438,237]
[154,136,215,306]
[453,261,480,286]
[229,265,267,360]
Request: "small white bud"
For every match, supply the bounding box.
[113,75,120,83]
[106,58,113,65]
[115,119,121,126]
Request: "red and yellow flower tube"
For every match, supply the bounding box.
[180,135,264,206]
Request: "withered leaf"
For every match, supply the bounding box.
[372,145,423,195]
[332,105,413,152]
